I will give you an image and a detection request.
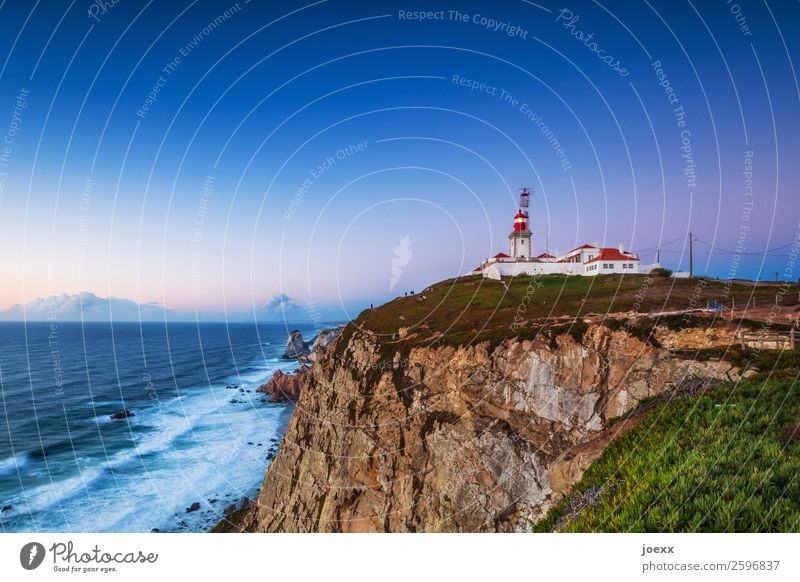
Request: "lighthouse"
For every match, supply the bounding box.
[475,185,649,279]
[508,189,532,259]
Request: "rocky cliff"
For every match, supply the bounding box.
[244,323,739,532]
[256,368,307,402]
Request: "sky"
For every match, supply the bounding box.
[0,0,797,321]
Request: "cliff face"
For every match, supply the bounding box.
[256,368,307,402]
[248,324,738,532]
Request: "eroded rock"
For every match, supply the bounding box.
[247,324,739,532]
[281,330,310,360]
[256,368,307,402]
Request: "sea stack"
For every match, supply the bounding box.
[256,368,307,403]
[281,330,310,360]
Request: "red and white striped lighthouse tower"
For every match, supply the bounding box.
[508,188,532,258]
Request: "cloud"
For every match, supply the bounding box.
[0,292,171,322]
[264,293,297,313]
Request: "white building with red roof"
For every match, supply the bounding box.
[477,192,648,279]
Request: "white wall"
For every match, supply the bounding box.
[482,261,584,279]
[509,233,532,259]
[584,260,639,276]
[482,259,644,279]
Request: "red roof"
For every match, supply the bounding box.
[493,252,511,259]
[564,244,598,254]
[536,252,556,259]
[584,248,639,264]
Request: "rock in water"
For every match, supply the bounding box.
[186,502,201,513]
[311,327,342,352]
[281,330,310,360]
[256,368,307,402]
[110,409,134,420]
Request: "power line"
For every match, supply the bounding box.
[635,234,687,255]
[639,249,794,257]
[693,236,797,255]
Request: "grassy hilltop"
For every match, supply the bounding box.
[353,273,799,350]
[353,273,800,532]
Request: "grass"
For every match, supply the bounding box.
[339,273,800,532]
[351,274,798,351]
[534,376,800,532]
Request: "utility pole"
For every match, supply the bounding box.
[689,231,693,278]
[546,225,550,256]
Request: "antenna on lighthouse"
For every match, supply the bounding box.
[519,187,531,217]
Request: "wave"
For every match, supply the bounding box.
[0,322,305,532]
[0,451,32,477]
[2,371,292,531]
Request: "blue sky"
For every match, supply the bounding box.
[0,0,798,321]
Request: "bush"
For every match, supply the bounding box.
[651,267,673,277]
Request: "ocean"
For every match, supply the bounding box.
[0,321,324,533]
